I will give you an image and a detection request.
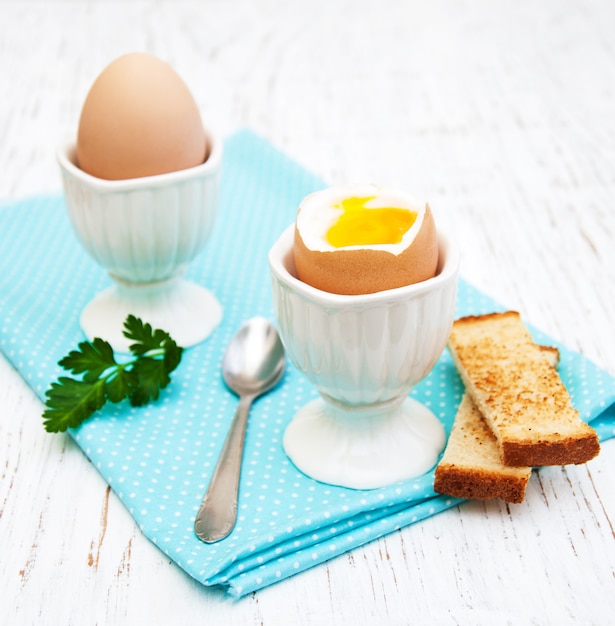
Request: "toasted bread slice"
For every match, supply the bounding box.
[434,393,532,503]
[447,311,600,467]
[434,345,560,503]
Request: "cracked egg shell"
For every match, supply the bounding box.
[293,185,439,295]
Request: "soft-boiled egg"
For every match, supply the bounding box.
[293,185,439,295]
[76,52,207,180]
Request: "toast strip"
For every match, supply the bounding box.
[434,345,559,503]
[447,311,600,467]
[434,392,532,503]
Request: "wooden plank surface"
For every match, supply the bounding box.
[1,1,614,624]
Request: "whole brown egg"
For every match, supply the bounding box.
[76,52,207,180]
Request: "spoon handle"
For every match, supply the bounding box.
[194,394,254,543]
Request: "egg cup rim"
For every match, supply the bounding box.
[57,125,222,192]
[269,222,460,306]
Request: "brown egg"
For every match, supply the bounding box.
[293,185,439,295]
[76,52,207,180]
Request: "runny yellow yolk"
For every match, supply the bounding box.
[325,196,417,248]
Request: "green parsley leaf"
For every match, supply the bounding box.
[42,316,184,433]
[59,337,117,383]
[43,377,107,432]
[123,314,173,356]
[129,357,170,406]
[105,367,137,404]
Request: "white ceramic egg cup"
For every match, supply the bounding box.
[57,130,223,353]
[269,224,459,489]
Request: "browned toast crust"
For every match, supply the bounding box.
[501,434,600,467]
[434,464,529,504]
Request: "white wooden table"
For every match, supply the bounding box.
[1,1,614,624]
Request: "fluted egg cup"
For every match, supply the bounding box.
[57,129,223,353]
[269,224,459,489]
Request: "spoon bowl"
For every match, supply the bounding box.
[194,317,285,543]
[223,318,286,396]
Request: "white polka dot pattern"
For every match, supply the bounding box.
[1,130,614,599]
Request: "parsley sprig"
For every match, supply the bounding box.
[43,315,183,433]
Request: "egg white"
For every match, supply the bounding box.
[296,184,427,254]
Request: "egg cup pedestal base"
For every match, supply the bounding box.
[80,276,222,353]
[283,396,446,490]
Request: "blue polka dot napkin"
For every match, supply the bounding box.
[1,129,614,598]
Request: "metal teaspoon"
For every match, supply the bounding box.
[194,317,286,543]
